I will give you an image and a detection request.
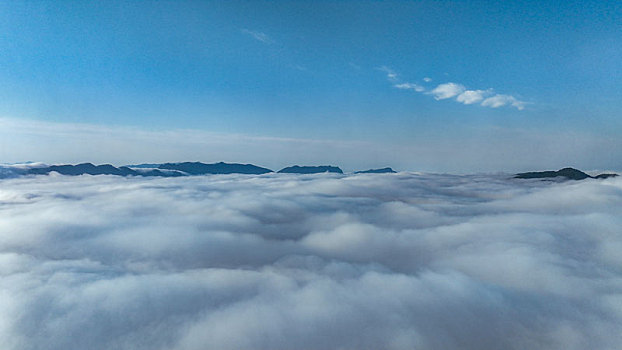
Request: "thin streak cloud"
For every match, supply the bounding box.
[241,29,274,44]
[378,66,399,82]
[394,83,425,92]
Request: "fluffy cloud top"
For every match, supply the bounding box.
[429,82,466,100]
[481,94,526,110]
[456,89,489,104]
[427,82,526,110]
[1,173,621,349]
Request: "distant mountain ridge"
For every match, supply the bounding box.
[29,163,136,176]
[13,164,618,180]
[355,167,396,174]
[277,165,343,174]
[25,162,272,177]
[27,163,186,177]
[515,167,618,180]
[124,163,163,169]
[19,162,353,177]
[157,162,272,175]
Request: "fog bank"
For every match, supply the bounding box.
[1,173,621,349]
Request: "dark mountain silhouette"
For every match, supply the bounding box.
[515,167,618,180]
[157,162,273,174]
[27,163,184,177]
[139,169,186,177]
[594,173,619,179]
[277,165,343,174]
[355,167,396,174]
[27,162,272,177]
[28,163,138,176]
[124,163,163,168]
[20,163,618,180]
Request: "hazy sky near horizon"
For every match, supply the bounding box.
[1,1,621,171]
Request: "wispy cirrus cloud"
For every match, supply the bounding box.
[382,67,527,110]
[394,82,425,92]
[241,29,274,44]
[378,66,399,82]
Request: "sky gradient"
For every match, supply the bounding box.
[1,1,621,172]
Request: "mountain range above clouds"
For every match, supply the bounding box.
[515,167,618,180]
[7,162,349,177]
[277,165,344,174]
[0,162,618,180]
[354,167,397,174]
[22,162,397,177]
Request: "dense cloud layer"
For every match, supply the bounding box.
[1,173,621,349]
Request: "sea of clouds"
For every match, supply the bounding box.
[1,172,621,350]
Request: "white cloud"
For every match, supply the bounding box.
[388,76,526,110]
[241,29,274,44]
[1,174,621,349]
[481,94,526,110]
[456,89,490,104]
[429,82,466,100]
[394,83,425,92]
[379,67,527,110]
[378,66,399,82]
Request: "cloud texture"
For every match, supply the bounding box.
[1,173,622,349]
[381,67,527,110]
[394,83,425,92]
[426,82,525,110]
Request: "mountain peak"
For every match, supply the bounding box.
[515,167,618,180]
[158,162,272,175]
[355,167,396,174]
[277,165,343,174]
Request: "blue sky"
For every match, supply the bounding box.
[1,1,621,171]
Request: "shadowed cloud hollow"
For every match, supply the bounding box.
[1,173,621,349]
